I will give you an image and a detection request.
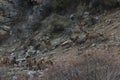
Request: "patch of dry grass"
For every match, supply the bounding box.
[41,48,120,80]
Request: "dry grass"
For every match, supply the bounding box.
[1,47,120,80]
[41,48,120,80]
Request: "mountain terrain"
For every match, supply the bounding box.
[0,0,120,80]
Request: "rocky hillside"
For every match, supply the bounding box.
[0,0,120,80]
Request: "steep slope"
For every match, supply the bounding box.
[0,0,120,80]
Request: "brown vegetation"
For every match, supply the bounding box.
[41,48,120,80]
[0,56,10,65]
[0,56,18,66]
[25,56,53,70]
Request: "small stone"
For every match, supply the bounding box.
[10,53,16,58]
[16,58,25,62]
[26,46,37,56]
[94,16,100,20]
[61,40,72,46]
[91,43,96,47]
[27,71,37,80]
[70,14,76,20]
[105,19,112,24]
[12,76,17,80]
[0,25,11,31]
[84,12,89,15]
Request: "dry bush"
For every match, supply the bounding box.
[0,56,18,67]
[41,48,120,80]
[0,56,10,65]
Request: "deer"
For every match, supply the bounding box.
[0,56,19,67]
[36,57,53,70]
[25,56,37,70]
[25,55,54,70]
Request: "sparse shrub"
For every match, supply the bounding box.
[42,14,73,38]
[41,48,120,80]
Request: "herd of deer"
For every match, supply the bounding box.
[0,55,53,70]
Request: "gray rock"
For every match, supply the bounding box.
[27,71,37,80]
[105,19,112,25]
[25,46,37,56]
[11,50,26,57]
[12,76,17,80]
[61,40,72,46]
[0,25,11,31]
